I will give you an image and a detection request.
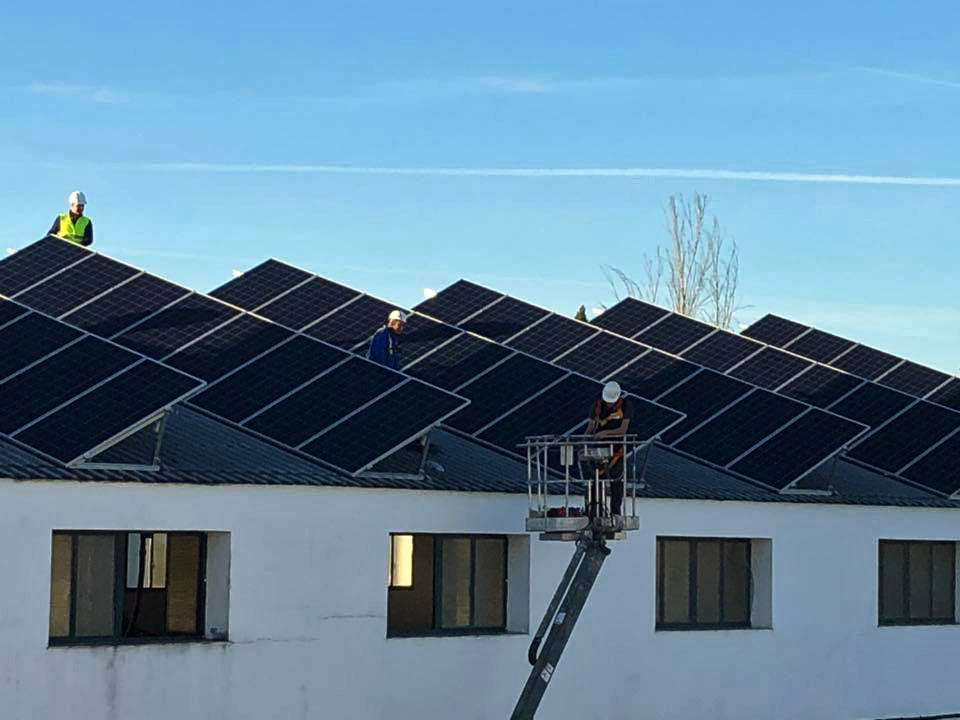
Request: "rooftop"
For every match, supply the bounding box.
[2,405,957,509]
[0,236,957,510]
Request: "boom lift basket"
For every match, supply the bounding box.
[521,434,651,541]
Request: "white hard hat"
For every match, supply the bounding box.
[602,381,622,404]
[68,190,87,206]
[388,310,408,323]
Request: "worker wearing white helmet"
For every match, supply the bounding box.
[585,380,634,516]
[367,309,408,370]
[49,191,93,246]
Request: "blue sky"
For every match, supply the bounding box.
[2,1,957,372]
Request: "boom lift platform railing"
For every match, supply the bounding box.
[511,434,652,720]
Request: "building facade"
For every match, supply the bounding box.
[3,426,959,720]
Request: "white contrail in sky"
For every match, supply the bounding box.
[138,163,960,187]
[847,64,960,90]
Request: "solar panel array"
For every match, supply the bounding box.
[743,313,957,402]
[414,282,868,492]
[210,262,688,463]
[0,296,203,465]
[742,313,960,494]
[8,237,951,494]
[0,238,468,475]
[593,298,960,496]
[213,260,682,462]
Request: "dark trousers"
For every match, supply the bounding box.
[609,478,624,516]
[606,457,624,515]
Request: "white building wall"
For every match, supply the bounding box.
[1,478,959,720]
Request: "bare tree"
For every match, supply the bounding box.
[600,265,643,304]
[602,193,744,329]
[703,219,741,329]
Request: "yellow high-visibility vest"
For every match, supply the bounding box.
[57,213,90,244]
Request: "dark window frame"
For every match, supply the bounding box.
[656,536,753,631]
[879,540,956,626]
[434,534,508,632]
[387,533,509,637]
[49,530,208,647]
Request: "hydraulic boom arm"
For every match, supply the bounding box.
[510,534,611,720]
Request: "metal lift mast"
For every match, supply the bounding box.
[510,435,649,720]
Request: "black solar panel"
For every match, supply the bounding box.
[114,294,240,359]
[730,410,868,490]
[244,358,402,447]
[478,374,683,453]
[256,276,360,330]
[634,314,714,355]
[0,236,90,296]
[748,314,955,410]
[414,279,502,324]
[830,345,901,381]
[728,348,813,390]
[0,336,139,433]
[460,296,549,343]
[656,371,753,444]
[624,397,688,442]
[302,381,467,474]
[165,315,293,382]
[555,332,647,379]
[13,254,139,318]
[403,334,512,390]
[397,314,461,367]
[506,314,597,361]
[608,350,700,400]
[740,314,808,347]
[188,336,347,422]
[445,354,566,434]
[13,360,202,464]
[304,294,394,350]
[590,298,669,337]
[847,402,960,474]
[1,246,472,476]
[675,390,805,466]
[209,259,312,310]
[476,374,604,451]
[928,378,960,412]
[680,332,764,372]
[0,312,82,381]
[60,273,190,338]
[777,365,863,408]
[901,431,960,495]
[828,382,914,428]
[785,328,855,364]
[0,298,29,327]
[877,361,952,398]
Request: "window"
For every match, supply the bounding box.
[879,540,956,625]
[389,534,414,588]
[656,537,752,630]
[387,534,510,636]
[49,531,209,644]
